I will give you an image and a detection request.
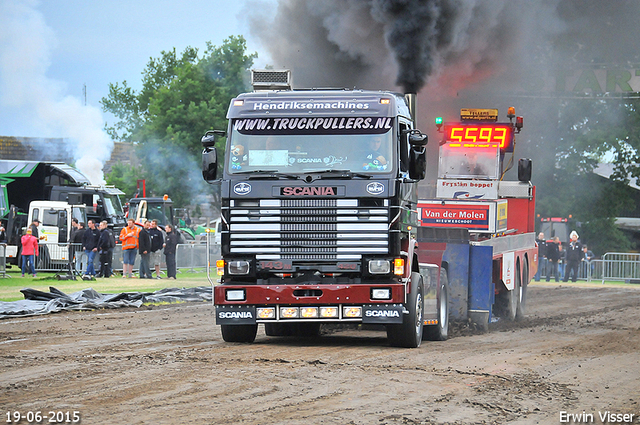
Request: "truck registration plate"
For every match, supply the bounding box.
[258,260,293,271]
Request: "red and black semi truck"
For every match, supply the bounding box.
[201,70,537,347]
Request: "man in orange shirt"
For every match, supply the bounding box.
[120,218,140,278]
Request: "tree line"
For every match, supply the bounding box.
[101,35,256,210]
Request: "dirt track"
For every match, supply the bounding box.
[1,283,639,425]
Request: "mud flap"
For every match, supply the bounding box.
[417,227,470,321]
[468,245,494,330]
[216,305,257,325]
[362,304,404,324]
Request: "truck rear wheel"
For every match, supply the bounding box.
[423,268,449,341]
[220,324,258,343]
[387,272,424,348]
[496,264,520,321]
[516,260,528,320]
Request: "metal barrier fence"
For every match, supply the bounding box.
[175,243,220,271]
[18,242,222,276]
[538,256,640,283]
[538,259,603,282]
[601,253,640,284]
[0,243,7,278]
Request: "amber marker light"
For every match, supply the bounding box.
[394,258,405,276]
[216,259,225,276]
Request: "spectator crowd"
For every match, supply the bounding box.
[534,231,595,282]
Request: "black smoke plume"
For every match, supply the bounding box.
[247,0,640,250]
[249,1,640,97]
[371,0,457,93]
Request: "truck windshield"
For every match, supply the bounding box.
[103,194,124,217]
[147,203,172,226]
[438,144,500,180]
[72,206,86,224]
[227,117,394,174]
[43,209,59,226]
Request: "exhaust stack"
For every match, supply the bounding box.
[405,93,417,122]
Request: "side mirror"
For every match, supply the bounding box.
[202,147,218,182]
[408,129,428,147]
[58,210,68,228]
[518,158,532,182]
[409,146,427,180]
[201,130,225,182]
[201,130,226,148]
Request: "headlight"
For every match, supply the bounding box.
[343,306,362,318]
[371,288,391,300]
[369,259,390,274]
[228,260,250,275]
[280,307,299,319]
[320,306,338,318]
[300,307,318,318]
[257,307,276,319]
[225,289,246,301]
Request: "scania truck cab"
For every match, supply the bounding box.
[201,70,432,347]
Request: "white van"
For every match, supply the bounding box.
[212,218,222,245]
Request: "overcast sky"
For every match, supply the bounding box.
[0,0,273,139]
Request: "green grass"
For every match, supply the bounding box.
[0,266,216,302]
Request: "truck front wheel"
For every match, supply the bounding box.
[387,272,424,348]
[220,324,258,343]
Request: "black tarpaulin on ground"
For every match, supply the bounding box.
[0,286,213,319]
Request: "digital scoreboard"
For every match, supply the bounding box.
[435,108,520,153]
[444,124,514,152]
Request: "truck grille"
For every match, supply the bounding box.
[228,199,389,260]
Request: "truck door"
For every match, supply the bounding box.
[40,208,61,244]
[37,207,68,264]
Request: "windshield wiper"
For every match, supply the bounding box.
[233,170,299,180]
[233,170,277,174]
[312,169,372,179]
